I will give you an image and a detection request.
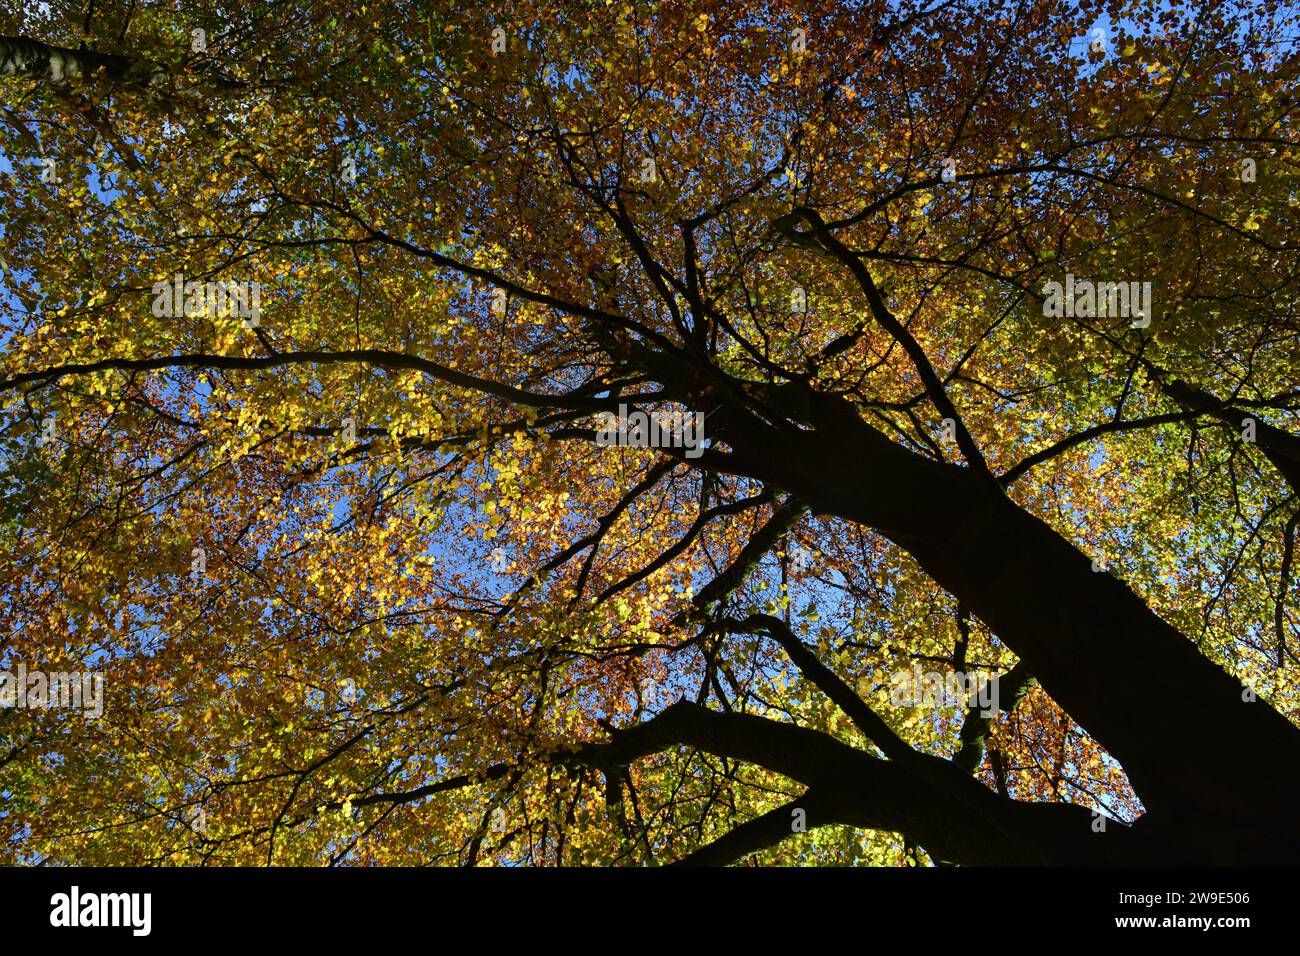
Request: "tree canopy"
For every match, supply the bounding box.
[1,0,1298,865]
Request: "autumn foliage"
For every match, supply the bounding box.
[1,0,1298,865]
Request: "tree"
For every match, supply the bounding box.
[1,0,1297,866]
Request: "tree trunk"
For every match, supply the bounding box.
[0,35,166,89]
[647,353,1300,862]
